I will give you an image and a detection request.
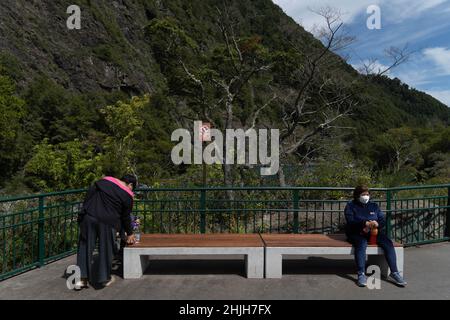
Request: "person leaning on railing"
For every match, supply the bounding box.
[344,185,407,287]
[75,174,138,290]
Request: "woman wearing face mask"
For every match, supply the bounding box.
[344,185,407,287]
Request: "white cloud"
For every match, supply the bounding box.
[417,0,448,11]
[272,0,375,30]
[352,60,391,75]
[423,47,450,75]
[272,0,449,29]
[394,68,434,87]
[272,1,450,108]
[382,0,448,22]
[426,90,450,106]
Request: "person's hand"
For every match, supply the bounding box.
[127,234,136,245]
[369,220,379,228]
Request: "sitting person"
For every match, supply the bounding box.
[344,185,407,287]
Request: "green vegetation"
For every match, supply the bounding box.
[0,0,448,195]
[0,75,26,182]
[24,139,103,191]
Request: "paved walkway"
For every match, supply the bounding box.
[0,242,449,300]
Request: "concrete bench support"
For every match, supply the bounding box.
[123,234,404,280]
[261,234,404,279]
[123,234,265,279]
[123,247,264,279]
[265,246,404,279]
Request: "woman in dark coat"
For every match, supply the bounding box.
[344,185,407,287]
[75,174,137,289]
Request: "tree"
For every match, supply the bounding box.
[174,3,361,189]
[177,3,275,194]
[24,139,103,191]
[274,6,357,185]
[0,75,26,184]
[357,44,412,76]
[373,127,423,173]
[23,76,100,144]
[99,95,148,177]
[425,152,450,184]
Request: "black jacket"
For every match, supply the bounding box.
[78,178,134,235]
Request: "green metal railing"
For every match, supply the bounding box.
[1,184,449,281]
[0,189,86,281]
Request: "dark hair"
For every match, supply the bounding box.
[353,185,369,200]
[121,174,138,189]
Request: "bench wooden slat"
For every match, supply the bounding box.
[129,233,402,248]
[130,234,264,248]
[260,234,402,247]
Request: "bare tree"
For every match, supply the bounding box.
[309,6,356,54]
[275,6,357,185]
[381,128,422,173]
[179,4,358,187]
[179,2,275,192]
[358,44,413,76]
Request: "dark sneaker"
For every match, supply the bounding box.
[389,272,407,287]
[357,273,367,287]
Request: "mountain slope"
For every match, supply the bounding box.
[0,0,448,189]
[0,0,447,113]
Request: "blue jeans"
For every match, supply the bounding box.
[347,232,399,274]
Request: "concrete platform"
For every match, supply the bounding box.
[0,242,450,300]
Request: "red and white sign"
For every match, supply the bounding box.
[200,122,211,142]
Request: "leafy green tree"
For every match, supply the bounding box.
[24,139,103,191]
[427,127,450,155]
[297,142,373,188]
[23,77,100,144]
[133,92,178,183]
[99,95,148,177]
[372,127,423,173]
[0,75,26,184]
[424,152,450,184]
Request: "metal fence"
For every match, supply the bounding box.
[1,184,449,281]
[0,189,86,281]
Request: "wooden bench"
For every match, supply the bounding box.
[123,234,264,279]
[261,234,404,279]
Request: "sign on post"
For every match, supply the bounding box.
[199,122,210,187]
[199,122,211,142]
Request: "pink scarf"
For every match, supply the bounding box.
[103,176,134,198]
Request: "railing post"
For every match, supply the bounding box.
[38,196,45,267]
[445,187,450,238]
[200,189,206,234]
[292,189,299,233]
[386,190,392,238]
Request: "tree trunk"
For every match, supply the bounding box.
[278,165,286,187]
[223,99,234,201]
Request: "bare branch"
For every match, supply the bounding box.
[247,93,278,131]
[379,44,412,75]
[215,5,240,73]
[179,59,204,94]
[309,6,356,53]
[179,59,217,125]
[358,44,413,76]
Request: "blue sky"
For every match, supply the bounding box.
[272,0,450,106]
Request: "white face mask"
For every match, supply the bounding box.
[359,195,370,204]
